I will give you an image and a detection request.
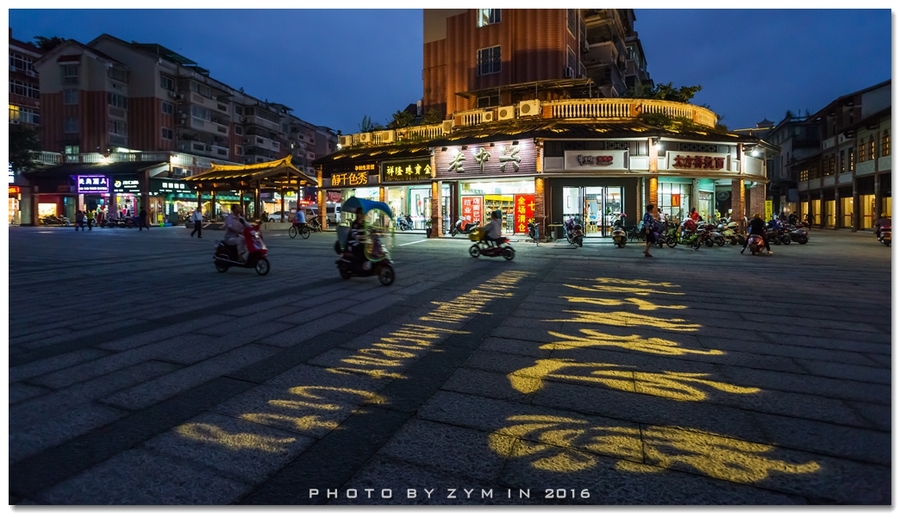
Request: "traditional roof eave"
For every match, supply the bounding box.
[183,155,317,188]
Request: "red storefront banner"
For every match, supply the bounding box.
[460,195,484,225]
[514,194,535,234]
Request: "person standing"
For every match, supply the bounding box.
[690,207,700,222]
[138,207,149,231]
[86,208,94,231]
[190,206,203,238]
[741,213,772,255]
[642,204,659,258]
[74,209,85,231]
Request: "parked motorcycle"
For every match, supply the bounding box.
[789,225,809,245]
[564,217,584,247]
[468,228,515,260]
[527,220,540,243]
[612,215,627,248]
[214,224,270,275]
[396,214,413,231]
[745,233,769,255]
[721,221,745,245]
[702,223,726,247]
[450,217,479,237]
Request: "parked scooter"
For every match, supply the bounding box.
[468,228,515,260]
[214,224,270,275]
[789,225,809,245]
[612,214,627,248]
[721,221,745,245]
[527,219,540,243]
[396,214,413,231]
[564,217,584,247]
[450,217,479,237]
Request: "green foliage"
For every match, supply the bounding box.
[8,123,41,173]
[358,115,384,132]
[631,82,702,103]
[387,110,415,129]
[34,36,65,51]
[422,108,442,125]
[638,112,673,128]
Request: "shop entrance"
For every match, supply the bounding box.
[561,185,624,237]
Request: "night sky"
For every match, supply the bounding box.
[8,8,893,136]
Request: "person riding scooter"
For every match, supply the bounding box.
[742,213,772,255]
[224,204,253,262]
[348,207,370,270]
[483,209,504,248]
[875,213,891,239]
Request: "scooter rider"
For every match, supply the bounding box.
[484,209,503,247]
[742,213,772,255]
[348,207,369,270]
[875,213,891,239]
[224,204,253,262]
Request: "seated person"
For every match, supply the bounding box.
[348,208,369,269]
[223,204,253,261]
[293,209,307,225]
[483,209,503,246]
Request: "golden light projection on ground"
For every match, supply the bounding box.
[507,359,759,401]
[176,423,297,453]
[329,270,530,380]
[563,277,684,297]
[549,310,701,331]
[561,296,688,311]
[541,329,722,356]
[489,415,820,482]
[240,386,385,434]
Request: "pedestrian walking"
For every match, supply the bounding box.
[642,204,659,258]
[190,206,203,238]
[86,208,94,231]
[138,207,149,231]
[75,209,85,231]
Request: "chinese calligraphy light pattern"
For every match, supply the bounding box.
[514,194,535,234]
[460,195,484,226]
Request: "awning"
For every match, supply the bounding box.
[184,155,317,191]
[23,161,169,179]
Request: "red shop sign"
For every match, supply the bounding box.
[514,194,535,234]
[460,195,484,225]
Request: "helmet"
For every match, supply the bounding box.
[491,209,503,219]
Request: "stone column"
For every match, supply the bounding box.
[317,168,326,230]
[748,183,765,221]
[140,170,150,225]
[851,178,859,232]
[534,177,546,237]
[834,186,841,229]
[874,173,882,221]
[819,190,825,229]
[691,179,700,218]
[647,137,659,209]
[430,180,442,237]
[731,179,745,232]
[30,186,40,226]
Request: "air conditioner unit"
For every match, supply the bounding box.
[497,106,515,120]
[564,66,575,78]
[482,111,495,123]
[339,135,353,148]
[376,129,395,143]
[239,117,246,123]
[359,132,372,143]
[177,94,185,100]
[517,100,541,117]
[441,120,455,134]
[168,91,177,99]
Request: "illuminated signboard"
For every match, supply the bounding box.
[326,163,376,188]
[9,186,21,195]
[460,195,484,225]
[436,140,536,178]
[563,150,628,170]
[383,159,432,182]
[667,152,727,171]
[513,194,535,234]
[77,176,109,193]
[113,179,141,193]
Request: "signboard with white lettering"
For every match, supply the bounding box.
[435,140,536,179]
[665,152,729,172]
[113,179,141,193]
[77,176,109,193]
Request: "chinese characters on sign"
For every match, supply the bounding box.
[77,176,109,193]
[500,146,521,172]
[460,195,484,225]
[448,151,466,173]
[354,164,376,173]
[672,155,726,170]
[383,160,432,182]
[473,148,491,172]
[575,154,613,166]
[437,140,533,178]
[331,172,370,187]
[513,194,535,234]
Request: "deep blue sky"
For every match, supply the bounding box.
[8,9,893,135]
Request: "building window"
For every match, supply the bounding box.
[9,52,36,74]
[882,130,891,157]
[161,127,174,140]
[191,105,211,121]
[477,9,500,27]
[235,145,244,156]
[162,101,174,115]
[160,74,175,91]
[63,89,78,105]
[64,116,79,133]
[107,92,128,109]
[9,79,40,99]
[107,67,128,83]
[234,106,243,116]
[567,9,577,35]
[848,148,854,171]
[9,104,20,122]
[62,64,79,85]
[108,120,128,136]
[799,168,809,182]
[190,81,211,98]
[476,95,499,108]
[477,45,501,76]
[868,136,875,161]
[839,150,845,173]
[858,141,865,162]
[234,125,243,135]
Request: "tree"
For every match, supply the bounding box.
[8,123,41,173]
[33,36,65,52]
[357,115,384,132]
[422,108,442,125]
[387,110,415,129]
[631,82,702,104]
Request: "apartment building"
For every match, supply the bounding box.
[9,29,44,223]
[793,80,891,230]
[760,114,820,215]
[422,9,651,117]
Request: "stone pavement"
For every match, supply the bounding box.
[6,225,891,505]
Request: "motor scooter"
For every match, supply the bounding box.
[214,224,270,275]
[396,214,413,231]
[564,217,584,247]
[527,220,540,243]
[450,218,479,236]
[877,224,891,246]
[334,197,396,286]
[745,233,769,255]
[789,225,809,245]
[468,229,515,260]
[612,215,627,248]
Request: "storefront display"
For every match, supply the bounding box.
[8,186,21,224]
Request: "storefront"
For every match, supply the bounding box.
[382,157,434,229]
[434,139,537,234]
[8,186,21,224]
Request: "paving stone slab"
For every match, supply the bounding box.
[36,448,252,505]
[844,401,891,432]
[792,358,891,385]
[753,412,891,466]
[697,336,885,368]
[261,313,360,347]
[440,368,536,405]
[99,344,281,410]
[263,362,393,396]
[8,382,51,405]
[9,348,111,385]
[142,411,315,485]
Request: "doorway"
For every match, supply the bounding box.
[561,185,623,237]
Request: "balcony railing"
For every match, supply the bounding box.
[339,98,719,150]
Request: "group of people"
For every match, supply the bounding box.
[641,204,782,256]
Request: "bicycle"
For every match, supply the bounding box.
[288,221,311,239]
